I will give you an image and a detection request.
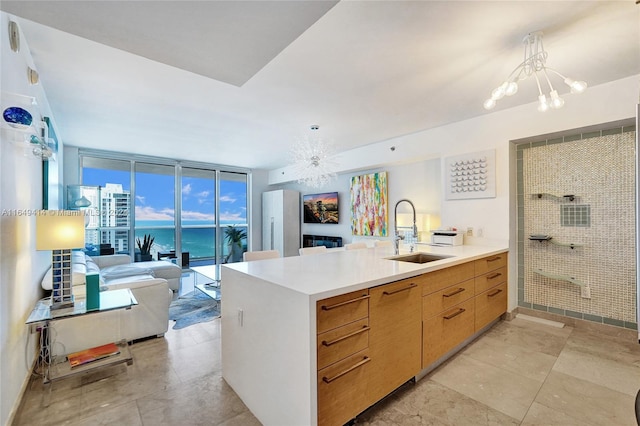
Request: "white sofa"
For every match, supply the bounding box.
[42,252,176,355]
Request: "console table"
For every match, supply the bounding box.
[26,288,138,384]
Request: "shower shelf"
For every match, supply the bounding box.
[528,235,583,249]
[534,269,586,287]
[532,193,577,202]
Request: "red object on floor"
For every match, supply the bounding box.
[67,342,120,368]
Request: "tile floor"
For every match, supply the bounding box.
[13,314,640,425]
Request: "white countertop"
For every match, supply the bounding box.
[222,243,508,301]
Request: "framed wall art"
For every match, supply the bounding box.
[444,149,496,200]
[350,171,387,236]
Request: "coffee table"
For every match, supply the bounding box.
[191,265,221,304]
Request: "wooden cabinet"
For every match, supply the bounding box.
[422,252,508,368]
[368,278,422,404]
[316,290,371,426]
[423,298,475,367]
[422,262,475,368]
[316,251,507,425]
[474,253,508,331]
[476,282,508,331]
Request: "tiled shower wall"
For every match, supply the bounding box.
[516,125,637,329]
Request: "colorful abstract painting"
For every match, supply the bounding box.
[350,172,388,236]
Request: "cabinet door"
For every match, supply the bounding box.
[368,278,422,404]
[475,282,508,331]
[423,298,475,367]
[317,349,371,426]
[474,252,507,275]
[475,266,507,295]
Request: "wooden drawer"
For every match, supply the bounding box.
[317,349,371,426]
[317,289,369,334]
[368,278,422,404]
[474,266,507,295]
[422,261,475,295]
[317,318,369,370]
[475,282,508,332]
[474,252,507,276]
[423,298,475,368]
[422,279,474,318]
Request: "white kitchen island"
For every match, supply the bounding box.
[221,243,508,426]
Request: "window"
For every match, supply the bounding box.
[79,153,250,270]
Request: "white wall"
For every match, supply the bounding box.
[0,12,63,425]
[271,158,442,247]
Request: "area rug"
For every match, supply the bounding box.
[169,291,220,330]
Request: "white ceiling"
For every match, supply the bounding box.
[2,1,639,170]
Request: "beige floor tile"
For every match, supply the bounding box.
[360,379,521,426]
[430,353,544,421]
[534,371,637,426]
[217,410,262,426]
[553,344,640,397]
[480,317,572,357]
[13,383,84,426]
[65,400,143,426]
[461,332,558,382]
[521,401,596,426]
[137,374,250,425]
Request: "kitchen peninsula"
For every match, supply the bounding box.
[221,244,509,426]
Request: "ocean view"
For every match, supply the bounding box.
[135,220,247,260]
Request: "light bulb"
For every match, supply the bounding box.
[505,81,518,96]
[483,98,496,110]
[537,94,549,112]
[564,78,587,94]
[491,82,508,100]
[549,90,564,109]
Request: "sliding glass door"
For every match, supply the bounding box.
[134,163,175,262]
[79,153,250,275]
[219,171,248,264]
[181,167,216,265]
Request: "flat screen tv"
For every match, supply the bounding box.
[303,192,339,224]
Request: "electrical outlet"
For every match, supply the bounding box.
[477,228,484,237]
[238,308,244,326]
[466,227,473,237]
[581,286,591,299]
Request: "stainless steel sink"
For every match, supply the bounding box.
[385,253,453,264]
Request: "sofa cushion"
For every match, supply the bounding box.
[100,265,156,280]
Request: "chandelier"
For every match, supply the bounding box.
[290,125,338,188]
[483,32,587,112]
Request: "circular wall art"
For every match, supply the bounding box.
[3,107,33,129]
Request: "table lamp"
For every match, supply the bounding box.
[36,211,85,310]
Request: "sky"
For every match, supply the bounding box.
[82,168,247,223]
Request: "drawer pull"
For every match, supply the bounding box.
[443,308,466,320]
[443,287,465,298]
[486,256,502,262]
[322,326,370,347]
[487,272,502,280]
[383,283,418,296]
[321,294,370,311]
[488,289,503,297]
[322,356,371,383]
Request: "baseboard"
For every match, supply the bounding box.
[518,307,637,340]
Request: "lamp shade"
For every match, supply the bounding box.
[36,211,85,250]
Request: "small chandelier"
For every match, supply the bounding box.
[290,125,338,188]
[484,32,587,112]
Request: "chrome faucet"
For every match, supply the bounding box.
[394,199,418,255]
